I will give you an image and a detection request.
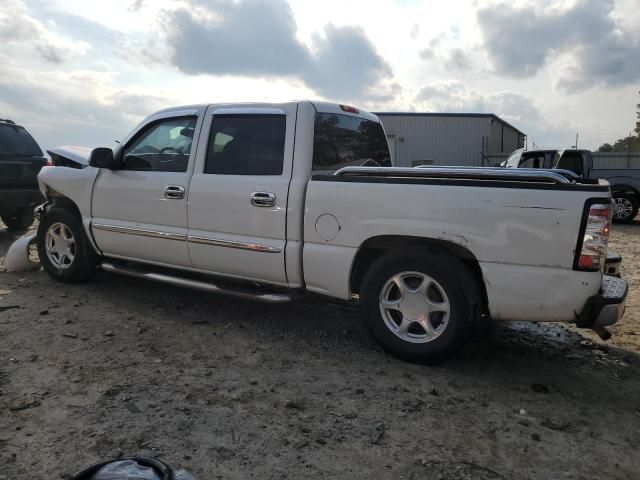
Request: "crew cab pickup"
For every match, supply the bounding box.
[503,148,640,223]
[34,101,627,362]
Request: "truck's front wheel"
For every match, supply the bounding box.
[37,208,96,282]
[360,251,478,363]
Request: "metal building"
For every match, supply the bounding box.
[375,112,526,167]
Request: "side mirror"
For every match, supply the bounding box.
[89,147,118,169]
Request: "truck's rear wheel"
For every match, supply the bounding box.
[37,208,96,282]
[360,251,478,363]
[2,207,34,231]
[612,194,638,223]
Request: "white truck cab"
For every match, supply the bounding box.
[35,101,627,362]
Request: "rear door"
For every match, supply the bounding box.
[187,104,297,285]
[91,110,202,267]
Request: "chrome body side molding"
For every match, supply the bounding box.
[92,224,282,254]
[92,223,186,241]
[187,235,282,253]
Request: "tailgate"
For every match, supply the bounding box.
[0,156,47,189]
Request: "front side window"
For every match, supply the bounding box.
[312,113,391,173]
[205,115,286,175]
[122,117,197,172]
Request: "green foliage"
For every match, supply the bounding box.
[636,90,640,136]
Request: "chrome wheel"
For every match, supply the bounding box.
[613,197,634,220]
[45,222,76,269]
[379,271,451,343]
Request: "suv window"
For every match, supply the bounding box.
[205,115,286,175]
[122,117,196,172]
[0,124,43,157]
[312,113,391,173]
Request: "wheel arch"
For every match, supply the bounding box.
[608,182,640,199]
[349,235,488,311]
[44,190,101,254]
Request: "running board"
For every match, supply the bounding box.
[100,262,296,303]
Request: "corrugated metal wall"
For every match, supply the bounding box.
[378,114,524,167]
[592,152,640,169]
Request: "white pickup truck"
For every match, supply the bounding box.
[34,101,627,362]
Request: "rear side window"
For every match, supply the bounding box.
[0,124,43,157]
[312,113,391,173]
[556,152,584,176]
[518,153,544,169]
[205,115,286,175]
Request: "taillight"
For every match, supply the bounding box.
[576,203,611,271]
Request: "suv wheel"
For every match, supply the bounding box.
[2,207,34,231]
[612,194,639,223]
[360,251,479,363]
[37,208,96,282]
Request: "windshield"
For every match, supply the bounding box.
[312,113,391,173]
[503,148,524,168]
[0,124,43,156]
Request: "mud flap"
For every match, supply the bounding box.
[3,232,40,271]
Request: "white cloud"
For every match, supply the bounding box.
[0,0,636,151]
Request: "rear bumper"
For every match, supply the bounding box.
[605,251,622,277]
[0,189,44,215]
[577,275,628,328]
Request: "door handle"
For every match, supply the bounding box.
[164,185,185,200]
[251,192,276,207]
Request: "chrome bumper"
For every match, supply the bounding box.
[577,275,628,329]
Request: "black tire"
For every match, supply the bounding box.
[1,206,34,231]
[612,193,639,223]
[360,250,480,364]
[36,208,97,283]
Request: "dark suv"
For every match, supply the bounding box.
[0,119,47,230]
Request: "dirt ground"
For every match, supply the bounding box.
[1,221,640,480]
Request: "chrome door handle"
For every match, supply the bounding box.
[251,192,276,207]
[164,185,185,199]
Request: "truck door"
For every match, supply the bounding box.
[91,111,201,267]
[187,105,297,286]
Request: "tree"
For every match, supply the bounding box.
[597,91,640,152]
[636,90,640,136]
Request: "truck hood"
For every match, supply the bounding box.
[47,146,92,167]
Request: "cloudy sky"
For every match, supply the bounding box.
[0,0,638,151]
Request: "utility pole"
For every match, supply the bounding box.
[574,133,579,149]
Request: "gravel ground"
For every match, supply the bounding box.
[1,221,640,480]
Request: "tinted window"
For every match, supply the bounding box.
[122,117,196,172]
[0,124,42,157]
[556,152,584,175]
[519,153,544,169]
[312,113,391,173]
[205,115,286,175]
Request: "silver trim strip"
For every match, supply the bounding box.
[93,223,186,241]
[188,235,281,253]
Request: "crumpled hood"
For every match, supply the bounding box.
[47,146,92,167]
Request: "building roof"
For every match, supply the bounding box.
[373,112,526,137]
